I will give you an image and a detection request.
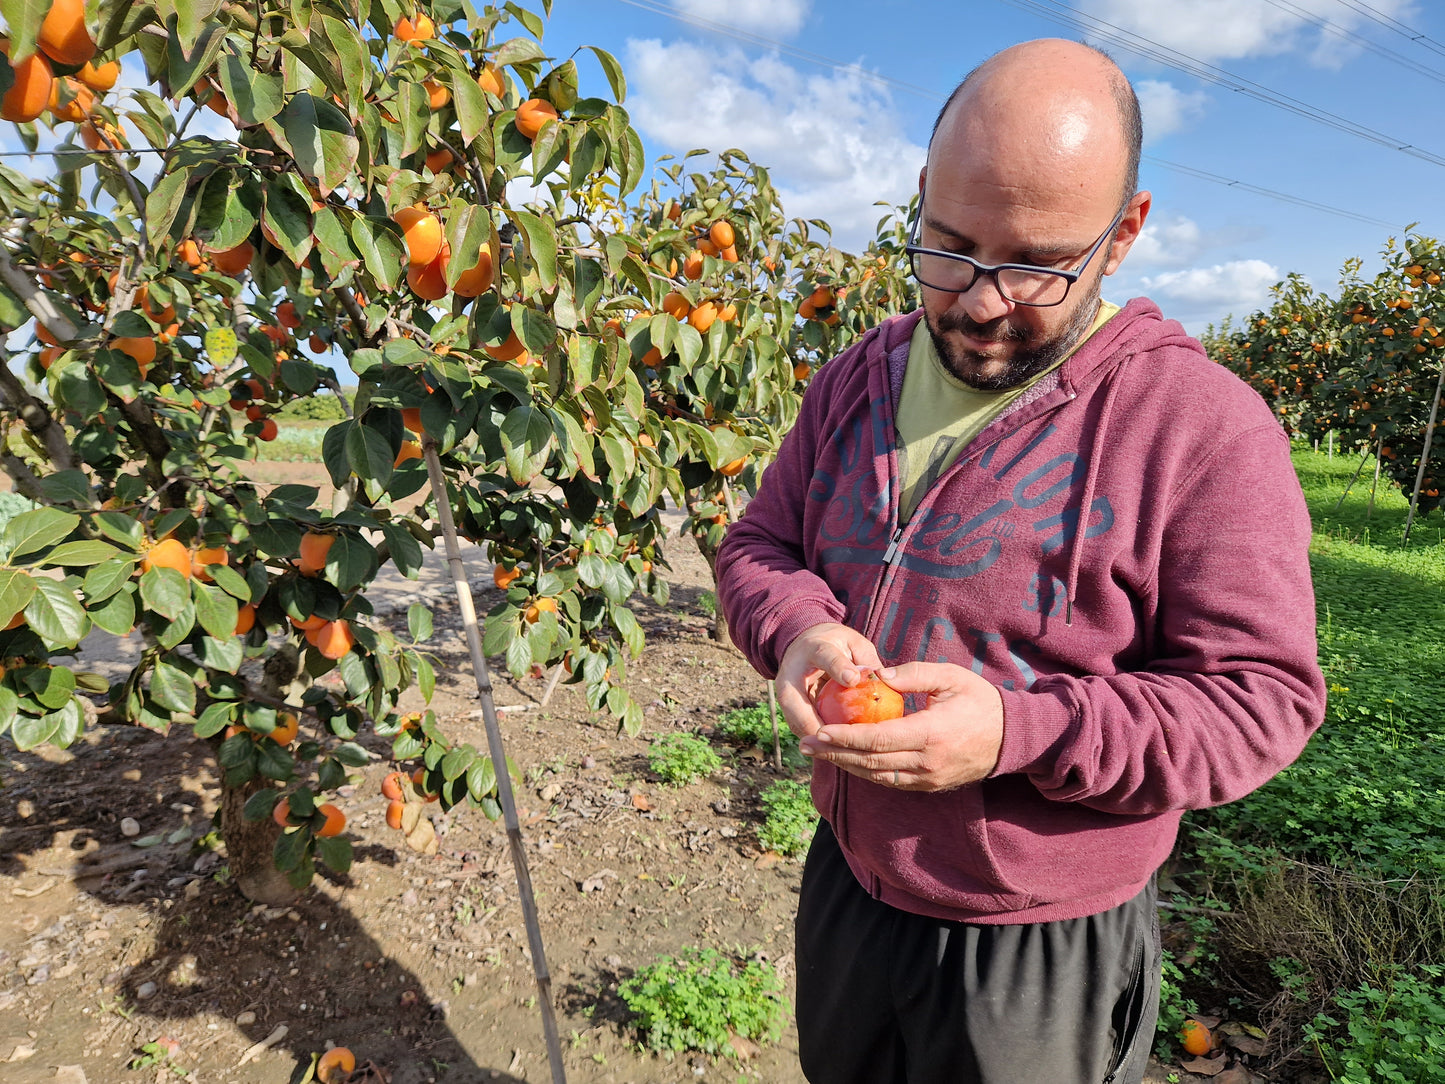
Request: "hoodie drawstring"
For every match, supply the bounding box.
[1065,354,1132,625]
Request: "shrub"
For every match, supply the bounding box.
[647,733,722,786]
[275,394,350,421]
[619,946,788,1056]
[716,703,804,768]
[757,779,817,856]
[1304,965,1445,1084]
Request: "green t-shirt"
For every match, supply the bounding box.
[896,301,1119,521]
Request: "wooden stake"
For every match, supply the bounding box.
[1368,439,1382,519]
[1333,446,1376,515]
[767,680,781,771]
[1404,361,1445,545]
[421,439,567,1084]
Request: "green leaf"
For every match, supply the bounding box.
[395,78,429,159]
[155,606,195,650]
[282,93,359,196]
[584,46,626,103]
[466,755,497,800]
[380,522,423,578]
[163,12,227,93]
[255,738,296,782]
[195,701,237,738]
[325,532,376,592]
[218,50,286,126]
[42,540,120,568]
[54,364,106,420]
[345,423,394,488]
[35,470,91,507]
[193,581,239,641]
[12,701,83,752]
[505,634,532,678]
[151,660,197,714]
[94,512,144,549]
[145,167,193,249]
[416,654,435,702]
[493,36,547,66]
[513,303,556,357]
[208,174,261,251]
[262,174,315,267]
[27,664,75,710]
[511,209,558,290]
[26,579,89,647]
[207,562,251,601]
[311,207,358,277]
[139,567,192,620]
[0,568,37,627]
[451,63,489,146]
[315,834,352,872]
[317,15,368,112]
[500,404,554,484]
[408,603,433,642]
[198,634,243,674]
[444,203,491,289]
[350,216,404,293]
[88,589,136,636]
[4,508,80,561]
[0,0,46,63]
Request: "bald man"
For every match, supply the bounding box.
[717,40,1324,1084]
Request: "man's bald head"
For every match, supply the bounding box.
[929,40,1142,209]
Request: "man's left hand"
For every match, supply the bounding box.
[798,662,1005,792]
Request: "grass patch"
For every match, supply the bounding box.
[646,733,722,787]
[756,779,816,857]
[619,947,788,1057]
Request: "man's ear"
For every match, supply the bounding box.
[1103,190,1152,276]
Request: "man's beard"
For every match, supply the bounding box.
[924,273,1103,391]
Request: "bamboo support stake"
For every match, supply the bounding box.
[1403,361,1445,545]
[420,438,567,1084]
[1332,446,1377,515]
[767,680,781,771]
[1368,439,1382,519]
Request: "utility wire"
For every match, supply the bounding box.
[1329,0,1445,60]
[999,0,1445,169]
[1257,0,1445,85]
[607,0,1409,230]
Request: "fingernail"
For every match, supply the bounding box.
[840,670,857,685]
[813,730,833,743]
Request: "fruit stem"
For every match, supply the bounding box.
[419,436,568,1084]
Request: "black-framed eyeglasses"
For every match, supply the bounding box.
[904,191,1126,307]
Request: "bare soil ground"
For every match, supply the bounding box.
[0,465,1189,1084]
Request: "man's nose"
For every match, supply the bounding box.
[949,270,1014,325]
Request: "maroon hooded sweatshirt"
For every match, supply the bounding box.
[716,300,1326,924]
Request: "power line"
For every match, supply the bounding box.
[607,0,1410,231]
[1328,0,1445,60]
[1257,0,1445,86]
[1141,155,1402,229]
[999,0,1445,170]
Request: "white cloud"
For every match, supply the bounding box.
[1135,79,1207,141]
[624,38,924,250]
[672,0,811,37]
[1126,214,1202,266]
[1078,0,1421,65]
[1139,258,1281,308]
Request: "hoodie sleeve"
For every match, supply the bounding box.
[715,347,863,679]
[992,420,1326,814]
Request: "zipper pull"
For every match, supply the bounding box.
[881,525,905,567]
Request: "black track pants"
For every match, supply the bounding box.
[795,821,1160,1084]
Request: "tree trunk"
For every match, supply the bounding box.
[700,545,734,650]
[219,774,298,905]
[216,642,307,905]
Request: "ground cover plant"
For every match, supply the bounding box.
[1174,447,1445,1078]
[618,946,788,1057]
[756,779,816,857]
[645,732,721,787]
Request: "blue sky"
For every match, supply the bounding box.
[535,0,1443,333]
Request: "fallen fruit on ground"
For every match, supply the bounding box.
[814,672,904,727]
[1180,1019,1212,1056]
[317,1046,356,1083]
[385,800,405,830]
[381,771,406,801]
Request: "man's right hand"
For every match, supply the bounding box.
[775,622,887,739]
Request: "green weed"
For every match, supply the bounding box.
[716,704,805,768]
[1303,964,1445,1083]
[647,733,722,787]
[619,946,788,1056]
[757,779,817,857]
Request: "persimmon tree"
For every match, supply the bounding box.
[1206,234,1445,521]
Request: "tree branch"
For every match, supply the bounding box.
[0,346,81,472]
